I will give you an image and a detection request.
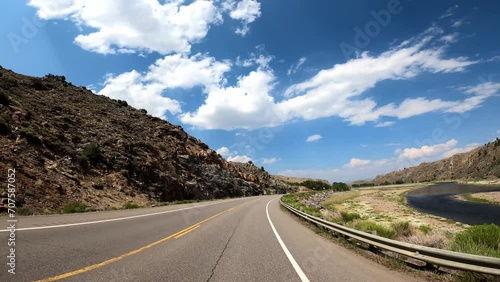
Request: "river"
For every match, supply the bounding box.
[405,182,500,225]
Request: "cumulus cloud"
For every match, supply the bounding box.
[99,53,231,118]
[181,26,487,130]
[345,158,371,168]
[216,145,253,163]
[216,146,231,157]
[227,155,252,163]
[179,67,282,129]
[28,0,223,54]
[224,0,262,36]
[442,143,480,158]
[306,134,322,142]
[398,139,458,160]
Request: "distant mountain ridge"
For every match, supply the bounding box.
[373,139,500,185]
[0,67,291,213]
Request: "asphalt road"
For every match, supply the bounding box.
[0,196,425,281]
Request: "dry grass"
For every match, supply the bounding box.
[322,190,360,207]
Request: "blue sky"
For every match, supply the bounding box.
[1,0,499,182]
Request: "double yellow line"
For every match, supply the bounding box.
[37,202,247,281]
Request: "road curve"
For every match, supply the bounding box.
[0,196,425,281]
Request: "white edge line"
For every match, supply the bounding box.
[266,198,310,282]
[0,197,247,232]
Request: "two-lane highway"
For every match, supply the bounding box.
[0,196,425,281]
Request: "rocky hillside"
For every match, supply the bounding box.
[373,139,500,185]
[0,66,291,213]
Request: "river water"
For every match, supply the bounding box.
[405,183,500,225]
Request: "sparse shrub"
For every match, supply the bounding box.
[340,211,360,222]
[20,127,40,144]
[16,207,33,216]
[123,201,140,209]
[417,225,432,235]
[63,202,87,213]
[79,143,102,163]
[392,221,413,238]
[120,169,129,177]
[404,233,447,249]
[450,224,500,258]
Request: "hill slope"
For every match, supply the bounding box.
[0,67,290,213]
[373,139,500,185]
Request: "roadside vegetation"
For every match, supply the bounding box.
[63,201,88,213]
[286,180,350,191]
[282,188,500,258]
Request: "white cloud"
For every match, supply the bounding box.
[28,0,223,54]
[439,5,459,19]
[180,67,282,129]
[487,56,500,62]
[98,70,181,117]
[447,82,500,113]
[287,57,307,75]
[227,155,252,163]
[99,53,231,118]
[375,121,395,127]
[216,146,231,157]
[345,158,371,168]
[181,27,487,129]
[398,139,458,160]
[451,19,465,28]
[442,143,480,158]
[261,157,279,164]
[306,134,322,143]
[440,33,459,43]
[280,139,479,182]
[224,0,262,36]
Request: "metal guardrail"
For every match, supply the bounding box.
[280,199,500,276]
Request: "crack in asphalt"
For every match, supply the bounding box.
[206,221,240,282]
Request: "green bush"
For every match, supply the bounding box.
[63,202,87,213]
[417,225,432,235]
[340,211,360,222]
[282,192,322,217]
[16,207,33,216]
[79,143,102,163]
[450,224,500,258]
[354,220,396,239]
[331,182,350,191]
[392,221,413,237]
[123,201,140,209]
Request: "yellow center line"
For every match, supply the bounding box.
[174,224,200,239]
[35,200,249,282]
